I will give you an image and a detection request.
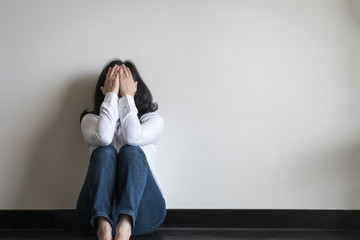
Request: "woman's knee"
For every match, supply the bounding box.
[118,144,146,164]
[119,144,142,157]
[90,145,117,166]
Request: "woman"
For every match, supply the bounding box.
[76,59,167,240]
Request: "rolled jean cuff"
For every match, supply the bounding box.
[90,211,113,231]
[116,210,136,230]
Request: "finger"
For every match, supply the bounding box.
[127,67,132,79]
[110,65,118,77]
[115,65,121,79]
[127,66,133,77]
[106,67,111,79]
[125,67,131,78]
[122,65,129,78]
[119,66,124,79]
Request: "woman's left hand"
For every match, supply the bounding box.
[118,64,138,98]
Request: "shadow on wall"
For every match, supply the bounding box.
[14,73,98,209]
[294,138,360,208]
[346,0,360,208]
[348,0,360,25]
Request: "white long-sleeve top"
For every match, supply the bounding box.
[80,92,167,204]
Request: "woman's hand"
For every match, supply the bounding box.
[100,65,120,96]
[119,64,138,98]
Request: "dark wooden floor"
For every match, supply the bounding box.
[0,228,359,240]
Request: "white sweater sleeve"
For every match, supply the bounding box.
[118,94,164,146]
[80,92,119,146]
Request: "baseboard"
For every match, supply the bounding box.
[0,209,360,230]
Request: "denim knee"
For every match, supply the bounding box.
[118,144,146,164]
[119,144,143,157]
[91,145,117,166]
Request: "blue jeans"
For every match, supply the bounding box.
[76,144,166,237]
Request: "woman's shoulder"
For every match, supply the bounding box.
[83,113,98,119]
[80,113,99,125]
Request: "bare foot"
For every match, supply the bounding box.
[96,216,113,240]
[115,214,132,240]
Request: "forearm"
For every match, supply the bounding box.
[81,92,119,146]
[118,95,164,146]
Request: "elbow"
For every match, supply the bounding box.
[97,139,113,146]
[123,132,140,146]
[125,141,138,146]
[124,136,139,146]
[93,132,113,146]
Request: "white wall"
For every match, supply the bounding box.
[0,0,359,209]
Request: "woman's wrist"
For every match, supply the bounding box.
[120,92,134,98]
[110,90,119,95]
[106,91,119,99]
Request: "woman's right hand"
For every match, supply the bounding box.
[100,65,120,96]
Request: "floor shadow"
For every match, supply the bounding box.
[14,73,98,209]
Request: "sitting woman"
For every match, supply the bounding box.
[76,59,166,240]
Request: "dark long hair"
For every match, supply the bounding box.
[80,59,158,123]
